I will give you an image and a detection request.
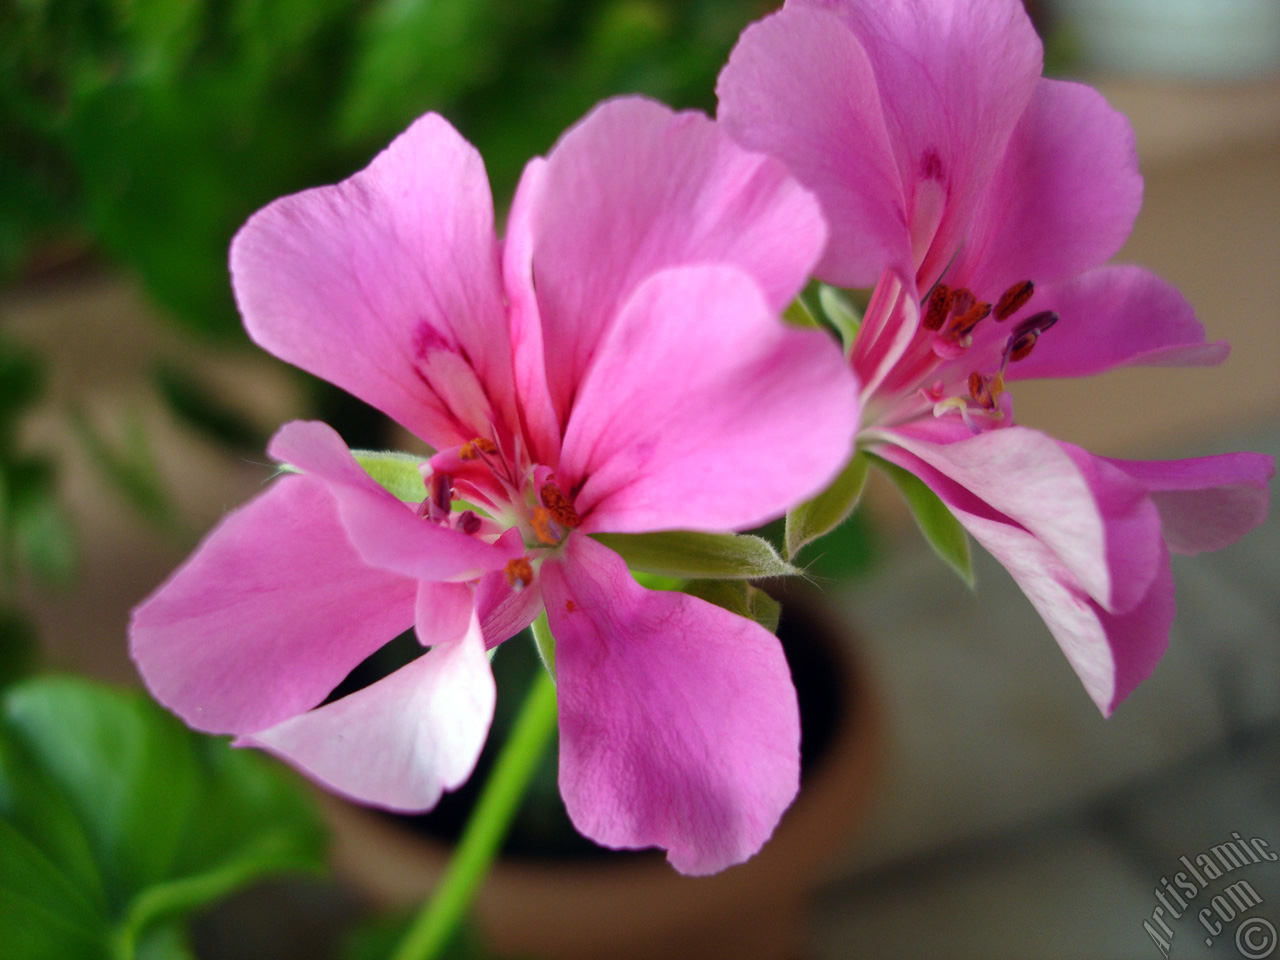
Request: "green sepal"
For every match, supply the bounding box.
[683,580,782,635]
[592,531,798,580]
[782,295,820,329]
[869,454,975,587]
[351,450,428,502]
[784,450,869,560]
[630,570,684,592]
[817,284,862,355]
[530,611,556,679]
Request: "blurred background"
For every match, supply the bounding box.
[1,0,1277,957]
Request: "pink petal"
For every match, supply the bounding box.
[799,0,1043,289]
[414,581,474,646]
[960,501,1173,717]
[969,516,1175,717]
[716,5,908,287]
[500,156,561,468]
[1001,265,1229,381]
[528,96,827,421]
[474,569,544,650]
[130,475,416,735]
[1101,453,1274,555]
[231,112,515,450]
[460,526,543,648]
[951,79,1142,295]
[880,449,1173,715]
[543,535,799,875]
[558,265,858,534]
[269,420,515,581]
[885,426,1163,613]
[244,604,495,812]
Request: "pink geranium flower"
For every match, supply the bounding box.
[129,98,858,874]
[718,0,1273,713]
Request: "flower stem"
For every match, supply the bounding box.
[390,666,559,960]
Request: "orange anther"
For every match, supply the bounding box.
[967,371,1004,410]
[530,506,559,546]
[994,280,1034,321]
[967,371,984,400]
[504,557,534,590]
[1007,331,1039,363]
[922,284,952,331]
[949,288,976,316]
[947,300,991,340]
[540,482,581,528]
[1005,310,1059,363]
[459,438,498,461]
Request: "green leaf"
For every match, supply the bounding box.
[784,451,868,560]
[817,284,862,355]
[351,450,429,502]
[782,295,820,329]
[869,454,974,586]
[592,531,798,580]
[0,817,106,960]
[0,677,327,958]
[683,580,781,635]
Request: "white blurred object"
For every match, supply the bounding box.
[1055,0,1280,80]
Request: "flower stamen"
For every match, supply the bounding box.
[1003,310,1058,364]
[530,506,560,546]
[922,283,953,331]
[459,438,499,461]
[994,280,1034,321]
[948,300,991,340]
[505,557,534,590]
[949,288,976,316]
[419,471,453,522]
[540,482,581,529]
[967,370,1005,410]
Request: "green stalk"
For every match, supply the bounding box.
[390,665,559,960]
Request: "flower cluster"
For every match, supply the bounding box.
[718,0,1273,714]
[132,100,856,875]
[132,0,1271,874]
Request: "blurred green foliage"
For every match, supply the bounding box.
[0,675,327,960]
[0,333,76,603]
[69,405,184,535]
[3,0,765,340]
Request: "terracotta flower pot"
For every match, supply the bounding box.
[323,588,882,960]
